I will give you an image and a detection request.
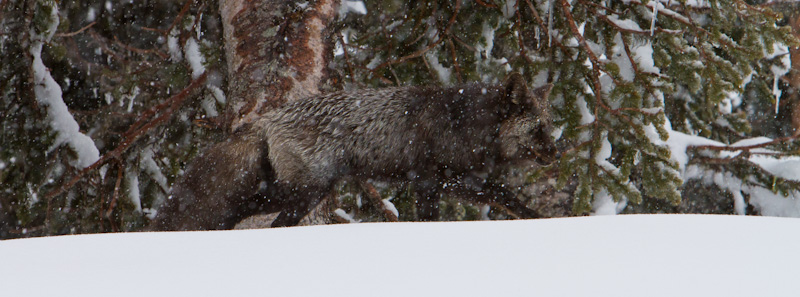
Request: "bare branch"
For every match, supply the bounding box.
[56,21,96,38]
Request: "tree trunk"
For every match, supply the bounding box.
[219,0,339,131]
[218,0,340,227]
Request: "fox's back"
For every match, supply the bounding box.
[257,84,507,181]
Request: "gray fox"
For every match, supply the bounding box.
[148,73,557,230]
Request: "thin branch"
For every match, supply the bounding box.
[56,21,96,38]
[113,35,169,60]
[165,0,193,37]
[447,38,463,83]
[559,0,605,113]
[475,0,499,9]
[105,161,124,227]
[338,33,357,84]
[359,181,399,222]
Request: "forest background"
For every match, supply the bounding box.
[2,0,800,239]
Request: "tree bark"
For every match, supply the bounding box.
[217,0,340,227]
[219,0,339,131]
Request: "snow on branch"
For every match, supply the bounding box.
[667,130,800,216]
[44,73,208,200]
[30,3,100,169]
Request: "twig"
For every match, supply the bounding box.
[447,38,463,83]
[165,0,193,37]
[113,35,169,60]
[106,161,124,219]
[338,33,357,84]
[56,21,96,38]
[475,0,499,9]
[359,181,399,222]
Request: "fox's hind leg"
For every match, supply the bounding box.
[270,183,331,227]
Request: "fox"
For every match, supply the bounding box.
[148,73,558,231]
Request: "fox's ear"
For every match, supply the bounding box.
[504,72,529,105]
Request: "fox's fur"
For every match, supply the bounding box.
[149,74,557,230]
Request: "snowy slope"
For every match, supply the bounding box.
[2,215,799,297]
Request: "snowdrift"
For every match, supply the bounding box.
[2,215,799,297]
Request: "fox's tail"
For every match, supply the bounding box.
[147,128,276,231]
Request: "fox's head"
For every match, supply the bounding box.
[498,73,559,165]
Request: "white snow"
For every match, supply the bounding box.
[167,28,182,62]
[382,199,399,217]
[766,42,791,113]
[125,169,142,212]
[748,187,800,217]
[200,96,219,117]
[184,38,206,79]
[125,86,140,112]
[611,33,634,82]
[86,7,97,22]
[664,130,721,173]
[31,45,100,169]
[591,136,634,215]
[595,135,617,174]
[2,215,800,297]
[501,0,517,19]
[334,208,358,223]
[718,91,742,114]
[208,85,226,104]
[425,51,452,84]
[576,95,595,125]
[29,4,100,169]
[591,188,627,215]
[338,0,367,18]
[607,15,642,32]
[477,22,496,61]
[663,128,800,216]
[140,148,169,193]
[631,41,659,74]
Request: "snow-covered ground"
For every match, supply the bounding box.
[2,215,799,297]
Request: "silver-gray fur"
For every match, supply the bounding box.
[149,73,557,230]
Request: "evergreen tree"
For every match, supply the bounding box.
[1,0,799,238]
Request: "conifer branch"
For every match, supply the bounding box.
[44,73,208,200]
